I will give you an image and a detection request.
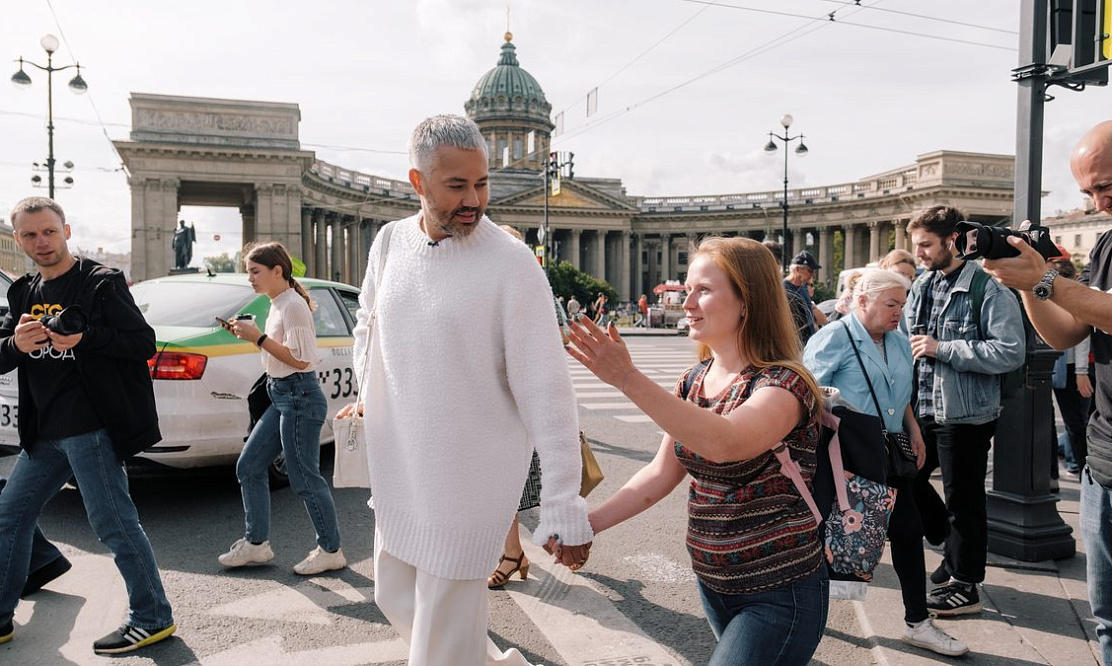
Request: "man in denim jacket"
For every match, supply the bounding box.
[901,205,1025,618]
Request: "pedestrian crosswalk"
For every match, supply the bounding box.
[567,342,698,423]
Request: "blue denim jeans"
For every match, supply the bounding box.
[237,372,340,551]
[1081,466,1112,665]
[0,429,173,630]
[0,476,64,575]
[698,566,829,666]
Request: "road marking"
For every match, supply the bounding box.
[625,554,697,584]
[582,402,640,410]
[200,634,410,666]
[207,582,373,625]
[507,537,681,666]
[578,391,624,398]
[615,415,655,423]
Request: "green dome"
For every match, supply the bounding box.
[465,33,553,128]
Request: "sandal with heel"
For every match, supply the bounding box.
[487,553,530,589]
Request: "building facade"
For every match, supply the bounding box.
[115,35,1018,294]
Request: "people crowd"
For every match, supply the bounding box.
[1,114,1111,666]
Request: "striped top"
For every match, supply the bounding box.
[674,362,823,595]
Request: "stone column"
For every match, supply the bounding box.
[347,219,361,285]
[130,177,180,281]
[620,231,631,300]
[329,213,344,283]
[595,231,607,282]
[314,209,327,280]
[894,218,907,251]
[634,233,645,299]
[301,207,314,277]
[817,227,833,284]
[240,204,256,254]
[253,183,273,245]
[844,224,858,270]
[661,233,672,281]
[868,221,882,264]
[569,229,581,269]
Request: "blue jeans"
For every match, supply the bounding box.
[0,429,172,630]
[237,372,340,551]
[1081,467,1112,665]
[698,566,829,666]
[0,477,64,575]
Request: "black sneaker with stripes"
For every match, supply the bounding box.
[92,623,177,654]
[926,581,982,617]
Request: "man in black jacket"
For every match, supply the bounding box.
[0,197,174,655]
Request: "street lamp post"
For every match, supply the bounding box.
[11,34,88,199]
[763,114,808,272]
[542,151,574,275]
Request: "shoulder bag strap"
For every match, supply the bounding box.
[840,321,889,436]
[353,222,395,408]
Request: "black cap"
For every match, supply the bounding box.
[791,251,821,270]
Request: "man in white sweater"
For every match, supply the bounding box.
[346,114,593,666]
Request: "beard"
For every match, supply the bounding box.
[927,250,955,272]
[428,205,484,238]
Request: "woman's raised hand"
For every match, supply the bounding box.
[566,315,639,392]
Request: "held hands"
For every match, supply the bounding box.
[566,315,638,392]
[982,232,1050,291]
[13,314,82,353]
[543,536,592,571]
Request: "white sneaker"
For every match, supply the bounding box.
[901,618,970,657]
[218,538,275,568]
[293,547,346,575]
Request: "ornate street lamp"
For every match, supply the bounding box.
[11,34,88,198]
[763,113,808,272]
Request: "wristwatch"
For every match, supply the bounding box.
[1032,268,1059,300]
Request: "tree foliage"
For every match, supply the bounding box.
[546,261,617,309]
[204,253,237,273]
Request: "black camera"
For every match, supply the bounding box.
[953,220,1058,261]
[40,306,88,336]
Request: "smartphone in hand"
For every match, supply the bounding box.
[214,316,233,331]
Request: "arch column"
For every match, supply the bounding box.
[301,207,314,276]
[868,221,882,264]
[619,231,631,300]
[894,218,907,251]
[347,217,361,285]
[661,233,672,281]
[329,212,344,283]
[844,224,859,270]
[129,176,179,281]
[818,227,833,284]
[313,209,327,280]
[569,229,581,269]
[594,231,607,281]
[634,233,645,299]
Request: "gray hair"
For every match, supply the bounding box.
[849,268,910,312]
[408,114,488,172]
[10,196,66,226]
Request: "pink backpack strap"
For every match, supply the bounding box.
[774,408,848,525]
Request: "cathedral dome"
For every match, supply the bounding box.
[465,33,553,128]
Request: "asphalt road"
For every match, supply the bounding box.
[0,335,873,665]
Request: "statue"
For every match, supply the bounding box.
[172,220,196,269]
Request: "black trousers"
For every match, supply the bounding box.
[887,475,928,623]
[913,417,997,584]
[1053,363,1092,471]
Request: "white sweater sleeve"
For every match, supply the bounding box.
[352,232,383,389]
[502,255,593,547]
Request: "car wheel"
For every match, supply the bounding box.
[268,454,290,489]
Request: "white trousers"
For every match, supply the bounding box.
[374,537,535,666]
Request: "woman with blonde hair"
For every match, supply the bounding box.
[880,248,918,282]
[568,236,828,664]
[218,241,346,576]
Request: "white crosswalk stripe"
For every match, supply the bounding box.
[568,342,696,423]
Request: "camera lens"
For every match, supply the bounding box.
[42,306,88,336]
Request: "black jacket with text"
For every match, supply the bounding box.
[0,258,161,459]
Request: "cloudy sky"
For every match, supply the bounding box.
[1,0,1110,268]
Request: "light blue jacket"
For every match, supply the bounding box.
[804,314,913,434]
[900,261,1026,425]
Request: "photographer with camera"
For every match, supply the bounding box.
[0,197,174,655]
[984,120,1112,664]
[903,204,1025,618]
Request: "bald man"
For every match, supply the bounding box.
[985,120,1112,664]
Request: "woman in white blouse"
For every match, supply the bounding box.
[218,242,346,576]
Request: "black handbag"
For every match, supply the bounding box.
[841,323,918,480]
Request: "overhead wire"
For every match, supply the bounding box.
[815,0,1019,36]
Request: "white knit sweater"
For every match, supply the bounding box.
[353,213,592,580]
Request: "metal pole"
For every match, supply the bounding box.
[45,50,55,199]
[543,158,550,276]
[782,144,790,271]
[985,0,1074,562]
